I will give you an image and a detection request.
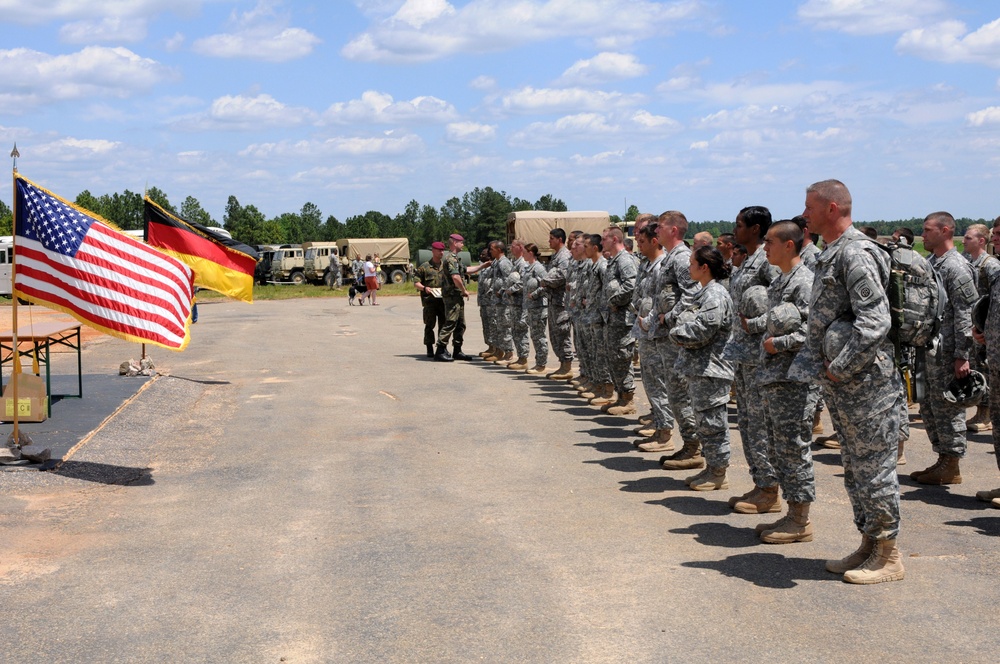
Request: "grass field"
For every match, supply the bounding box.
[198,279,479,302]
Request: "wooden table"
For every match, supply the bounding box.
[0,321,83,416]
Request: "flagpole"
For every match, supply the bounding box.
[10,144,20,446]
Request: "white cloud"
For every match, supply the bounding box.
[165,32,185,51]
[967,106,1000,126]
[631,110,681,131]
[557,52,648,85]
[0,0,201,24]
[508,113,620,147]
[173,94,316,131]
[571,150,626,166]
[697,105,795,129]
[323,91,457,124]
[32,137,121,161]
[470,75,497,91]
[445,121,497,143]
[897,18,1000,67]
[797,0,946,36]
[241,134,424,159]
[342,0,704,63]
[659,78,854,106]
[59,17,148,43]
[193,1,320,62]
[502,86,644,113]
[0,46,176,110]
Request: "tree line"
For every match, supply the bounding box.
[0,190,992,257]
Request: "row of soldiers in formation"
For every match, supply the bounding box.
[412,179,1000,586]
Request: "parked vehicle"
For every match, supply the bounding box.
[337,238,412,285]
[269,245,305,284]
[302,241,341,286]
[505,210,611,261]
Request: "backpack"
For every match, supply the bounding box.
[883,242,947,347]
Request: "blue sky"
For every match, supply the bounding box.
[1,0,999,225]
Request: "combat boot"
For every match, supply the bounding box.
[570,374,586,387]
[482,350,501,362]
[575,379,594,393]
[812,409,824,434]
[842,538,905,584]
[754,513,789,535]
[826,534,874,574]
[588,383,615,406]
[548,361,574,380]
[690,466,728,491]
[493,350,514,365]
[479,345,496,358]
[525,363,547,375]
[914,454,962,485]
[685,467,710,486]
[434,344,453,362]
[733,485,782,514]
[638,413,653,426]
[967,404,992,432]
[426,344,434,358]
[507,356,528,370]
[607,391,637,416]
[760,502,813,544]
[897,438,907,466]
[660,440,705,470]
[728,486,758,508]
[453,344,473,361]
[637,429,674,453]
[600,392,623,413]
[633,425,657,438]
[579,383,599,400]
[975,487,1000,502]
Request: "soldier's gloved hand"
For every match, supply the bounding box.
[763,337,778,355]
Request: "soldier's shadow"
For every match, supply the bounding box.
[682,553,835,588]
[943,515,1000,536]
[646,494,733,516]
[668,522,759,548]
[811,450,843,467]
[899,483,980,510]
[582,456,651,473]
[618,476,686,494]
[574,426,631,439]
[575,440,634,454]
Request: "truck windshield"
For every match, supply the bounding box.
[304,249,317,260]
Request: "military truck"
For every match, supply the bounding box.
[337,238,412,284]
[302,241,341,286]
[269,244,305,284]
[505,210,611,261]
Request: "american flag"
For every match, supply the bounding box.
[14,176,195,350]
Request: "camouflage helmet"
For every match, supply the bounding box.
[973,294,990,334]
[739,285,769,319]
[822,317,854,363]
[525,274,538,293]
[943,370,988,408]
[508,271,521,283]
[767,302,801,337]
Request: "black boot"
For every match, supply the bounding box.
[426,344,434,358]
[434,344,453,362]
[453,344,472,361]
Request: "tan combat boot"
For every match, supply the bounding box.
[525,363,547,375]
[482,349,501,362]
[826,534,875,574]
[493,350,514,365]
[507,356,529,370]
[478,345,495,358]
[607,391,637,416]
[600,392,623,413]
[588,383,615,406]
[754,513,789,535]
[842,538,905,584]
[548,361,574,380]
[914,454,962,485]
[728,486,758,509]
[897,438,907,466]
[570,374,586,387]
[637,429,674,453]
[812,409,824,434]
[690,466,729,491]
[661,440,705,470]
[760,502,813,544]
[733,485,782,514]
[579,383,599,400]
[685,467,710,486]
[633,425,657,438]
[967,404,992,432]
[975,487,1000,502]
[576,379,594,393]
[638,413,653,426]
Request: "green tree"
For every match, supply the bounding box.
[0,198,11,236]
[299,202,323,240]
[322,214,345,241]
[180,196,216,227]
[75,190,100,214]
[625,204,640,221]
[275,212,304,244]
[146,186,175,214]
[462,186,513,254]
[534,194,567,212]
[344,211,379,238]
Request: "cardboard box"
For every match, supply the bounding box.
[1,372,48,423]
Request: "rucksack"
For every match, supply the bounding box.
[883,242,947,347]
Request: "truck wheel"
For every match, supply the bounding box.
[291,271,306,285]
[389,269,406,284]
[376,271,386,285]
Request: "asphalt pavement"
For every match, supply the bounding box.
[0,295,998,663]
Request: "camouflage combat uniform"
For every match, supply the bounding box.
[491,254,514,354]
[789,225,902,541]
[478,261,493,350]
[602,248,637,395]
[523,261,550,365]
[799,242,820,271]
[759,262,818,504]
[634,252,672,431]
[567,258,588,377]
[921,248,976,458]
[650,243,700,444]
[670,280,735,469]
[509,254,530,360]
[438,251,468,348]
[584,256,610,384]
[414,258,445,348]
[968,252,1000,394]
[540,246,574,363]
[725,245,781,489]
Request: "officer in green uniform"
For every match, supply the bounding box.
[437,233,471,362]
[415,241,446,358]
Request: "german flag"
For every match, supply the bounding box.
[144,199,258,303]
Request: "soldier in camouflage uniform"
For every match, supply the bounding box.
[963,223,999,431]
[600,227,638,415]
[522,243,550,373]
[537,229,574,379]
[488,241,515,364]
[633,221,675,452]
[476,248,495,358]
[566,233,590,384]
[725,206,782,514]
[669,246,735,491]
[414,241,446,358]
[910,212,977,485]
[581,235,612,404]
[506,240,531,370]
[653,212,703,471]
[436,234,472,362]
[754,221,819,544]
[790,179,904,584]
